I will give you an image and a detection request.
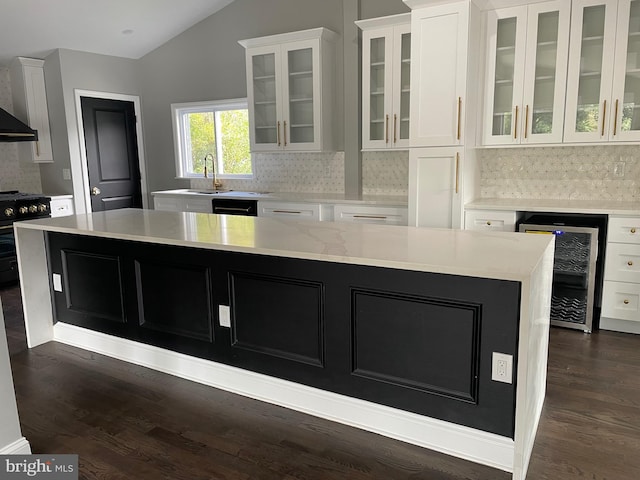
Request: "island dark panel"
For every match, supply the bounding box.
[46,231,521,438]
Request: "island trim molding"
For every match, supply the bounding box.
[53,322,516,472]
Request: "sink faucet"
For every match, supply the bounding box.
[203,153,222,190]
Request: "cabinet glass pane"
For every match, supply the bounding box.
[370,37,386,141]
[252,53,277,144]
[532,11,560,135]
[622,0,640,132]
[575,5,605,133]
[288,48,314,144]
[399,32,411,140]
[492,17,517,136]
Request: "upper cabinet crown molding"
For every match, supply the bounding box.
[355,12,411,30]
[239,28,338,153]
[9,56,54,163]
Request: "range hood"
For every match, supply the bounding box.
[0,108,38,142]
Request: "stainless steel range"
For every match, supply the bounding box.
[0,191,51,284]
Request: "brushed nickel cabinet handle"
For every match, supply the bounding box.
[455,152,460,194]
[353,215,387,219]
[524,105,529,139]
[514,106,519,140]
[457,97,462,141]
[283,120,287,146]
[614,99,619,136]
[385,114,389,144]
[393,114,397,144]
[601,100,607,137]
[277,121,281,146]
[273,210,302,214]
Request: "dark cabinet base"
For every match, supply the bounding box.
[46,232,521,438]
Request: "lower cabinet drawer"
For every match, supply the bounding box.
[607,216,640,244]
[49,197,74,217]
[333,205,408,226]
[258,201,325,221]
[604,243,640,283]
[464,210,519,232]
[602,281,640,322]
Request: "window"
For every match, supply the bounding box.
[171,99,252,179]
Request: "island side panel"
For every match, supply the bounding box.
[45,231,522,439]
[15,227,54,348]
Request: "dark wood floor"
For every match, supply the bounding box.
[2,284,639,480]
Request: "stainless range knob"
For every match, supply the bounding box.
[4,208,14,217]
[38,204,48,213]
[29,205,38,214]
[18,206,28,215]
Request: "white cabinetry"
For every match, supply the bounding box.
[153,195,212,213]
[9,57,53,163]
[601,215,640,333]
[408,147,462,229]
[565,0,640,142]
[483,1,570,145]
[333,204,408,226]
[357,14,411,150]
[464,209,520,232]
[239,28,337,153]
[408,1,469,147]
[49,195,74,218]
[257,201,332,221]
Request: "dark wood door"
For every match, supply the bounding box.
[81,97,142,211]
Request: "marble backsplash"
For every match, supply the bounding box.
[0,68,43,193]
[479,145,640,201]
[191,150,410,196]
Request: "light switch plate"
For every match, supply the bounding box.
[53,273,62,292]
[218,305,231,328]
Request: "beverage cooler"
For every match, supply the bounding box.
[518,213,607,333]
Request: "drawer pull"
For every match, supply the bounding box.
[624,299,630,305]
[273,210,302,214]
[631,228,637,234]
[486,221,492,226]
[353,215,387,220]
[628,261,634,266]
[214,207,251,213]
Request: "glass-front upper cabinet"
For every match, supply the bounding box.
[483,1,570,145]
[240,28,337,152]
[357,13,411,150]
[611,0,640,141]
[566,0,640,142]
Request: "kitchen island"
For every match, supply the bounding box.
[14,209,553,480]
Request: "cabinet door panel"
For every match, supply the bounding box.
[246,46,283,151]
[408,148,462,229]
[393,26,412,148]
[410,2,468,147]
[611,0,640,141]
[282,40,321,151]
[362,28,394,149]
[522,1,570,144]
[564,0,618,142]
[483,7,527,145]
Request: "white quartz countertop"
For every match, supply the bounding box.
[16,209,553,282]
[466,197,640,215]
[151,189,408,206]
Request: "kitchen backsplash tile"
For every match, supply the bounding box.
[362,151,408,196]
[191,151,345,193]
[191,150,409,195]
[0,68,42,193]
[479,146,640,201]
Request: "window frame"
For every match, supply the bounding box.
[171,98,253,179]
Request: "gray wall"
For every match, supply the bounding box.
[138,0,344,195]
[360,0,410,19]
[42,49,139,209]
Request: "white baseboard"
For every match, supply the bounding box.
[0,437,31,455]
[600,317,640,335]
[54,322,515,472]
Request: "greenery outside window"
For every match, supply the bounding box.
[171,99,252,179]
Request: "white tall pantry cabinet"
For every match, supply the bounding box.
[404,0,480,229]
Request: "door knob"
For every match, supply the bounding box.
[91,186,101,196]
